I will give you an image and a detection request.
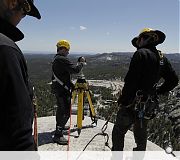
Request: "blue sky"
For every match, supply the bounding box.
[17,0,179,54]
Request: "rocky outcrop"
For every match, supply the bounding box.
[37,116,162,151]
[148,84,180,150]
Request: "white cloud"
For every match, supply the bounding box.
[80,26,87,31]
[106,32,110,36]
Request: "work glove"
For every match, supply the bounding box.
[78,56,87,65]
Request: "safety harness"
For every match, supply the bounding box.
[52,54,70,92]
[134,89,159,128]
[133,50,164,127]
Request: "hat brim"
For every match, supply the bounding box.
[153,30,166,44]
[27,0,41,19]
[131,37,139,48]
[132,30,166,48]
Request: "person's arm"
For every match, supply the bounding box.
[61,56,83,74]
[157,57,179,94]
[0,46,35,150]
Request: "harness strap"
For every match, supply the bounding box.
[52,71,70,91]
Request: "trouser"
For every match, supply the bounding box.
[112,108,148,151]
[55,93,71,136]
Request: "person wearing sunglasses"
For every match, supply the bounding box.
[112,28,178,151]
[0,0,41,150]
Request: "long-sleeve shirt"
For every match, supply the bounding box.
[118,46,178,106]
[0,18,35,150]
[52,54,83,95]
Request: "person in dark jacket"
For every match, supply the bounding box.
[52,39,85,145]
[0,0,41,151]
[112,28,179,151]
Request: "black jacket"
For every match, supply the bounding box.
[119,46,179,106]
[0,18,35,150]
[52,54,83,95]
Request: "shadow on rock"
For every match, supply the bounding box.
[38,124,95,146]
[38,131,54,146]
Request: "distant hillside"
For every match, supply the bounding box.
[165,53,180,62]
[25,52,180,82]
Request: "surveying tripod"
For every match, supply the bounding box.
[71,74,97,136]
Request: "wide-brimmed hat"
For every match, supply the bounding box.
[132,28,166,48]
[26,0,41,19]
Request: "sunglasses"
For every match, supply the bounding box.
[140,34,150,40]
[141,33,158,41]
[21,0,31,15]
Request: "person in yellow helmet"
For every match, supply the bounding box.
[51,40,86,145]
[112,28,178,151]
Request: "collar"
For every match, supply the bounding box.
[139,45,157,51]
[0,18,24,42]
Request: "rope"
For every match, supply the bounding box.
[75,132,111,160]
[32,87,38,151]
[67,103,73,151]
[75,101,118,160]
[83,132,110,151]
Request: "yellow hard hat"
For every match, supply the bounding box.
[56,40,70,50]
[140,28,154,34]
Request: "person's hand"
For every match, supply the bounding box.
[78,56,86,62]
[78,56,86,65]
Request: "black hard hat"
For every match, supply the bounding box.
[26,0,41,19]
[132,28,166,48]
